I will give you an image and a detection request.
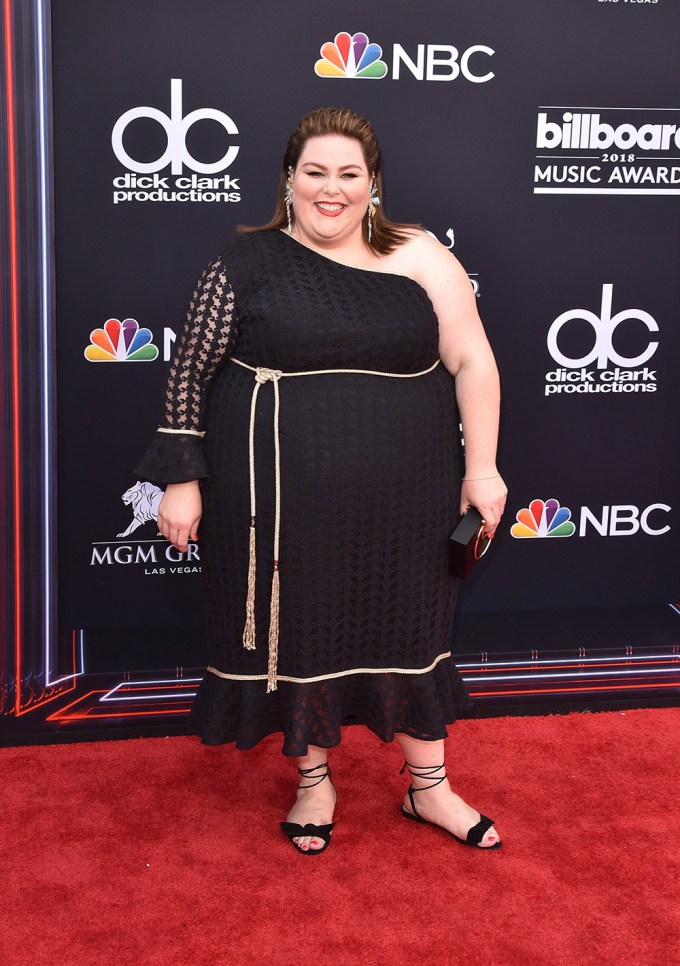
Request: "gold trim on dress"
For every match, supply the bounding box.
[156,427,206,438]
[207,650,452,686]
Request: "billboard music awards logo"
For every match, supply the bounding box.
[533,107,680,194]
[315,31,495,82]
[90,482,201,575]
[511,498,671,539]
[111,79,241,205]
[544,284,659,397]
[84,318,159,362]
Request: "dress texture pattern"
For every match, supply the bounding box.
[135,229,471,755]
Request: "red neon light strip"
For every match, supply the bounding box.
[46,675,680,723]
[46,691,192,722]
[49,707,191,722]
[3,0,23,716]
[471,680,680,698]
[1,6,77,715]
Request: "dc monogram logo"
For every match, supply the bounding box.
[547,284,659,369]
[111,79,239,175]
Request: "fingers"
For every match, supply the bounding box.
[460,477,508,536]
[156,485,202,551]
[478,499,507,535]
[458,499,506,529]
[479,502,506,536]
[170,529,192,553]
[157,513,200,552]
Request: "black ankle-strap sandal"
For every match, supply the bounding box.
[399,760,501,851]
[280,763,336,856]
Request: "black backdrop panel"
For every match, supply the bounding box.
[40,0,680,717]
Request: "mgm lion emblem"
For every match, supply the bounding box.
[117,481,164,538]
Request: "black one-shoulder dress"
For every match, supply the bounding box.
[135,229,471,755]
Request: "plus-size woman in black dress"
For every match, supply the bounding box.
[136,108,507,854]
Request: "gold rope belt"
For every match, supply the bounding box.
[229,355,441,692]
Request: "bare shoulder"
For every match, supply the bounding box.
[387,229,470,294]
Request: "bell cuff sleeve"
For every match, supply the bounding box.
[133,429,210,485]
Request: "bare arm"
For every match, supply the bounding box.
[408,233,507,533]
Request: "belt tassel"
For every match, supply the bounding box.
[242,516,257,650]
[267,565,280,693]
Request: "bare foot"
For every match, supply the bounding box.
[403,776,501,848]
[286,768,337,853]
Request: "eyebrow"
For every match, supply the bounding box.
[299,162,364,171]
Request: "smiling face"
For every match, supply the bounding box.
[290,135,373,249]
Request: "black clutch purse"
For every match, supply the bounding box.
[448,507,493,578]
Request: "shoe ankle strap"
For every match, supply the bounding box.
[297,762,330,788]
[399,760,446,790]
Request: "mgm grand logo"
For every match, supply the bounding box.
[90,482,201,574]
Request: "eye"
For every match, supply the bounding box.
[340,173,359,180]
[306,170,324,178]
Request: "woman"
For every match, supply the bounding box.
[135,107,507,855]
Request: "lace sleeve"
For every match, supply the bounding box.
[134,256,238,484]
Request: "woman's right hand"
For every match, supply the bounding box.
[157,480,202,553]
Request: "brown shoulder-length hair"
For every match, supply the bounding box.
[238,107,420,255]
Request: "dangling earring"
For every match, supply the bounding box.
[285,166,294,234]
[367,179,380,244]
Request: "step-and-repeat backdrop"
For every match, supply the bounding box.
[2,0,678,739]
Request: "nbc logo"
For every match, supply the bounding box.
[511,499,576,539]
[511,498,670,539]
[84,318,159,362]
[314,32,494,83]
[315,32,387,78]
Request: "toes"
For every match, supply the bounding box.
[293,835,325,852]
[482,826,500,848]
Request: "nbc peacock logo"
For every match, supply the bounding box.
[315,32,388,79]
[511,499,576,539]
[84,318,159,362]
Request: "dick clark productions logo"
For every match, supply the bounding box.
[544,284,659,397]
[111,79,241,205]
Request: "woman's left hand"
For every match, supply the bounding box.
[460,475,508,537]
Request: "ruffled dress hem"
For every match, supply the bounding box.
[188,658,473,757]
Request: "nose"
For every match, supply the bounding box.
[323,176,341,196]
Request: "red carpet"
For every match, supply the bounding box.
[1,709,679,965]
